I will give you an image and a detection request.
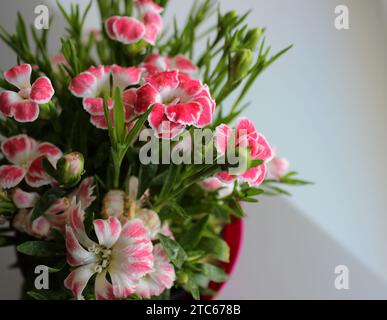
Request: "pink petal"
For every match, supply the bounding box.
[216,171,235,183]
[90,114,110,130]
[83,97,113,116]
[1,134,37,165]
[30,76,54,104]
[25,156,53,188]
[254,133,272,161]
[122,89,136,121]
[11,188,39,209]
[65,225,97,267]
[148,103,185,139]
[214,124,232,154]
[64,263,96,300]
[165,102,202,125]
[111,65,142,89]
[0,165,26,189]
[95,271,114,300]
[37,142,62,165]
[136,244,175,299]
[136,0,164,14]
[108,270,137,298]
[241,164,267,186]
[177,73,202,96]
[105,16,120,40]
[74,177,96,210]
[135,83,160,114]
[67,200,95,249]
[0,91,18,116]
[4,64,32,89]
[31,216,51,237]
[112,17,145,44]
[12,100,40,123]
[69,72,98,98]
[195,96,213,128]
[145,70,179,92]
[93,217,122,249]
[171,55,197,74]
[112,219,153,277]
[143,23,160,45]
[266,157,290,179]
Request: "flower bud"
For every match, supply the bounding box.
[56,152,84,188]
[244,28,262,50]
[177,271,189,285]
[220,10,238,30]
[229,49,253,83]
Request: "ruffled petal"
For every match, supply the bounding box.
[112,17,146,44]
[93,217,122,249]
[136,0,164,14]
[25,156,53,188]
[95,271,114,300]
[241,164,266,186]
[36,142,63,165]
[1,134,37,165]
[65,225,97,267]
[64,263,96,300]
[195,96,213,128]
[83,97,113,116]
[111,65,142,89]
[0,165,26,189]
[165,102,202,125]
[214,124,232,154]
[148,103,185,139]
[12,100,40,123]
[105,16,120,39]
[3,64,32,89]
[74,177,96,210]
[31,216,51,237]
[69,71,98,98]
[135,208,161,240]
[145,70,179,92]
[0,91,19,116]
[122,89,136,121]
[216,171,235,184]
[135,83,161,114]
[112,218,153,278]
[143,22,160,45]
[30,76,54,104]
[11,188,39,209]
[136,244,175,298]
[171,55,197,75]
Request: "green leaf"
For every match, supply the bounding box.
[113,87,125,142]
[179,215,209,250]
[198,236,230,262]
[27,290,69,300]
[31,188,66,221]
[185,279,200,300]
[202,264,229,283]
[17,241,65,257]
[159,234,187,268]
[125,105,154,146]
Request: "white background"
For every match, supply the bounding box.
[1,0,387,299]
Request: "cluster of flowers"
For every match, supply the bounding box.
[0,0,292,300]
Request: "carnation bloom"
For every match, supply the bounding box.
[11,177,95,238]
[199,177,234,198]
[64,201,153,300]
[0,134,62,189]
[105,0,163,45]
[0,64,54,122]
[142,53,197,76]
[266,148,290,179]
[136,244,175,298]
[215,117,272,186]
[69,65,142,129]
[101,176,161,239]
[135,70,215,139]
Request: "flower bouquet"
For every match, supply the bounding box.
[0,0,309,300]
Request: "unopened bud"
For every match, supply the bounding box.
[220,10,238,30]
[56,152,84,188]
[177,271,189,285]
[244,28,262,50]
[229,49,253,83]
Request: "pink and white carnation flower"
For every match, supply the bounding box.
[11,177,96,238]
[64,201,153,300]
[135,70,215,139]
[0,64,54,122]
[142,53,197,76]
[69,65,142,129]
[215,118,272,186]
[105,0,163,45]
[199,177,234,198]
[0,134,62,189]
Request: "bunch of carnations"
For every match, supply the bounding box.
[0,0,309,300]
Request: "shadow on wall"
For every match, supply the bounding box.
[218,197,387,299]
